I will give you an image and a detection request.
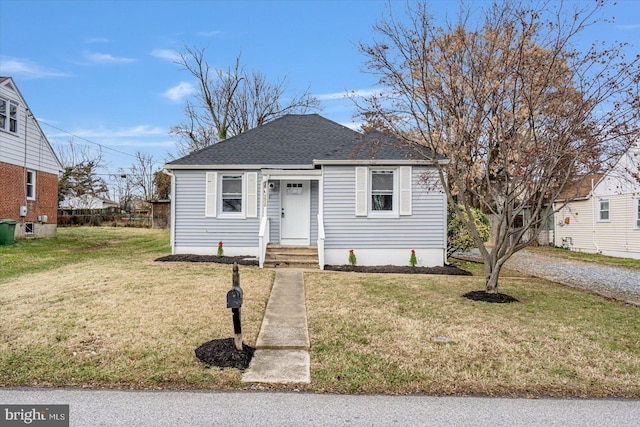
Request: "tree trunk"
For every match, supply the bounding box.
[484,258,503,294]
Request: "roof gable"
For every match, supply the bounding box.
[166,114,441,168]
[0,76,63,171]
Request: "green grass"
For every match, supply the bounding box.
[0,226,169,282]
[2,228,639,397]
[304,271,640,397]
[1,227,273,389]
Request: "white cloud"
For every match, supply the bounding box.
[83,51,135,64]
[69,125,166,139]
[0,56,71,79]
[163,82,196,102]
[316,88,384,101]
[150,49,182,62]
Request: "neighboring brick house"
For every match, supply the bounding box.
[0,76,62,238]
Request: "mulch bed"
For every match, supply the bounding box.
[324,264,472,275]
[462,290,519,303]
[156,255,471,276]
[156,254,258,266]
[195,338,255,370]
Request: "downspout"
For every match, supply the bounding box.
[591,177,601,253]
[165,170,176,254]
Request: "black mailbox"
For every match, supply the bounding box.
[227,288,242,309]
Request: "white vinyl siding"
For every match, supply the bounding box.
[0,81,61,175]
[555,193,640,258]
[326,165,444,249]
[176,170,262,251]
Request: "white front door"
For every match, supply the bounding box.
[280,180,310,245]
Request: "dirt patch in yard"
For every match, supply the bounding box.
[195,338,255,370]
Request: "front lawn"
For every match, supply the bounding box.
[1,228,638,397]
[0,227,274,389]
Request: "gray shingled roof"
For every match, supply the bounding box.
[166,114,442,167]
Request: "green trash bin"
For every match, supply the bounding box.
[0,219,17,245]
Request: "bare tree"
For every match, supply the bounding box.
[129,151,156,202]
[170,46,322,156]
[358,0,640,293]
[110,169,135,213]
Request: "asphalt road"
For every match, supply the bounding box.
[1,388,638,426]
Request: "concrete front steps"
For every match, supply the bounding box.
[263,245,319,269]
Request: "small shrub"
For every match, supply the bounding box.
[447,204,490,257]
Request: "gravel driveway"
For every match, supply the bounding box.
[461,249,640,306]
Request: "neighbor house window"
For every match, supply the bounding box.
[26,170,36,200]
[636,199,640,228]
[598,199,610,221]
[221,175,243,213]
[9,102,17,133]
[0,98,6,131]
[0,98,18,133]
[371,170,394,212]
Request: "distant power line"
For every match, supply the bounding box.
[41,121,166,167]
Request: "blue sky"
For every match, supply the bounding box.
[2,0,640,176]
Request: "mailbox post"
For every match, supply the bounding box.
[226,263,243,350]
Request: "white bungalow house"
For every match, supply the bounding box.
[554,141,640,259]
[164,114,448,268]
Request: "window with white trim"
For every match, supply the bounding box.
[636,198,640,228]
[221,174,243,213]
[26,170,36,200]
[371,170,394,211]
[0,98,18,133]
[204,171,258,218]
[598,199,610,221]
[355,166,412,217]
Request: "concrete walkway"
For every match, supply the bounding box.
[242,269,310,384]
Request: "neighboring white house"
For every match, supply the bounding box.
[554,142,640,259]
[59,195,118,210]
[164,114,449,268]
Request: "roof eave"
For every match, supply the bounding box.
[164,163,316,171]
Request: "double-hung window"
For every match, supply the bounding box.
[26,170,36,200]
[205,171,258,218]
[221,175,243,213]
[636,199,640,228]
[371,170,394,212]
[355,166,412,217]
[0,98,18,133]
[598,199,610,222]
